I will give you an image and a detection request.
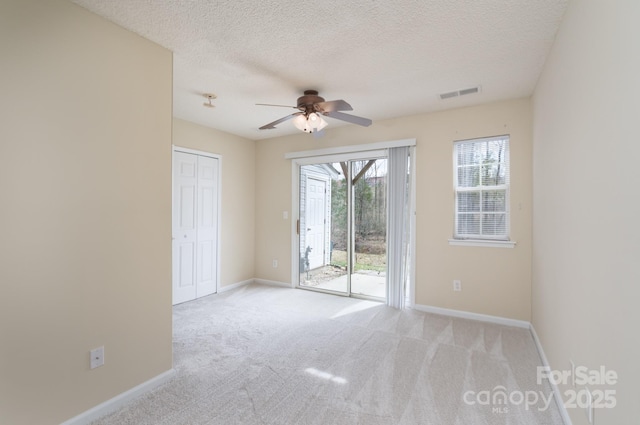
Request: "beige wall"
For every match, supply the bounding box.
[256,98,533,320]
[0,1,173,424]
[532,0,640,423]
[173,118,256,288]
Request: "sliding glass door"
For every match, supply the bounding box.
[350,159,387,299]
[298,156,387,301]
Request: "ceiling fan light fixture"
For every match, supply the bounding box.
[313,115,328,131]
[292,114,308,131]
[292,112,326,133]
[307,112,328,132]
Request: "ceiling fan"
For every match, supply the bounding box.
[257,90,372,133]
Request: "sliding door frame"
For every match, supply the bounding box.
[292,151,386,299]
[288,139,416,304]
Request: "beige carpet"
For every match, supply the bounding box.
[91,283,563,424]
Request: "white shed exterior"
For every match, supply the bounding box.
[299,164,339,271]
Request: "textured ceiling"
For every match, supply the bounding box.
[71,0,568,140]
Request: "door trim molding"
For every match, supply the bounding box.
[172,145,221,159]
[285,138,416,160]
[171,146,222,299]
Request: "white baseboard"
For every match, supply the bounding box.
[218,278,292,293]
[60,369,176,425]
[254,278,293,288]
[530,324,572,425]
[412,303,530,329]
[218,278,253,293]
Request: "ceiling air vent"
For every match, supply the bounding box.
[440,90,459,100]
[439,86,481,100]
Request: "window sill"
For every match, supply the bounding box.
[448,239,516,248]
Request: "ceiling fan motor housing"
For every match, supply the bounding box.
[297,90,324,112]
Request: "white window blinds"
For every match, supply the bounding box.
[387,146,411,309]
[454,135,510,240]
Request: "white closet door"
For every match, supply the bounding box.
[172,152,198,304]
[172,151,219,305]
[195,155,218,298]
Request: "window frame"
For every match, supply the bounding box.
[452,135,511,242]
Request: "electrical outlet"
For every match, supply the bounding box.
[272,259,278,268]
[283,211,288,219]
[90,346,104,369]
[453,280,462,291]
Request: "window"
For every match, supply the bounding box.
[454,135,510,240]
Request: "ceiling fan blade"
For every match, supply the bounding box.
[259,112,302,130]
[325,111,372,127]
[314,99,352,113]
[256,103,299,109]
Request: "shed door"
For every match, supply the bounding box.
[306,177,327,270]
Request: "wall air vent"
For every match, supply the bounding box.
[439,86,481,100]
